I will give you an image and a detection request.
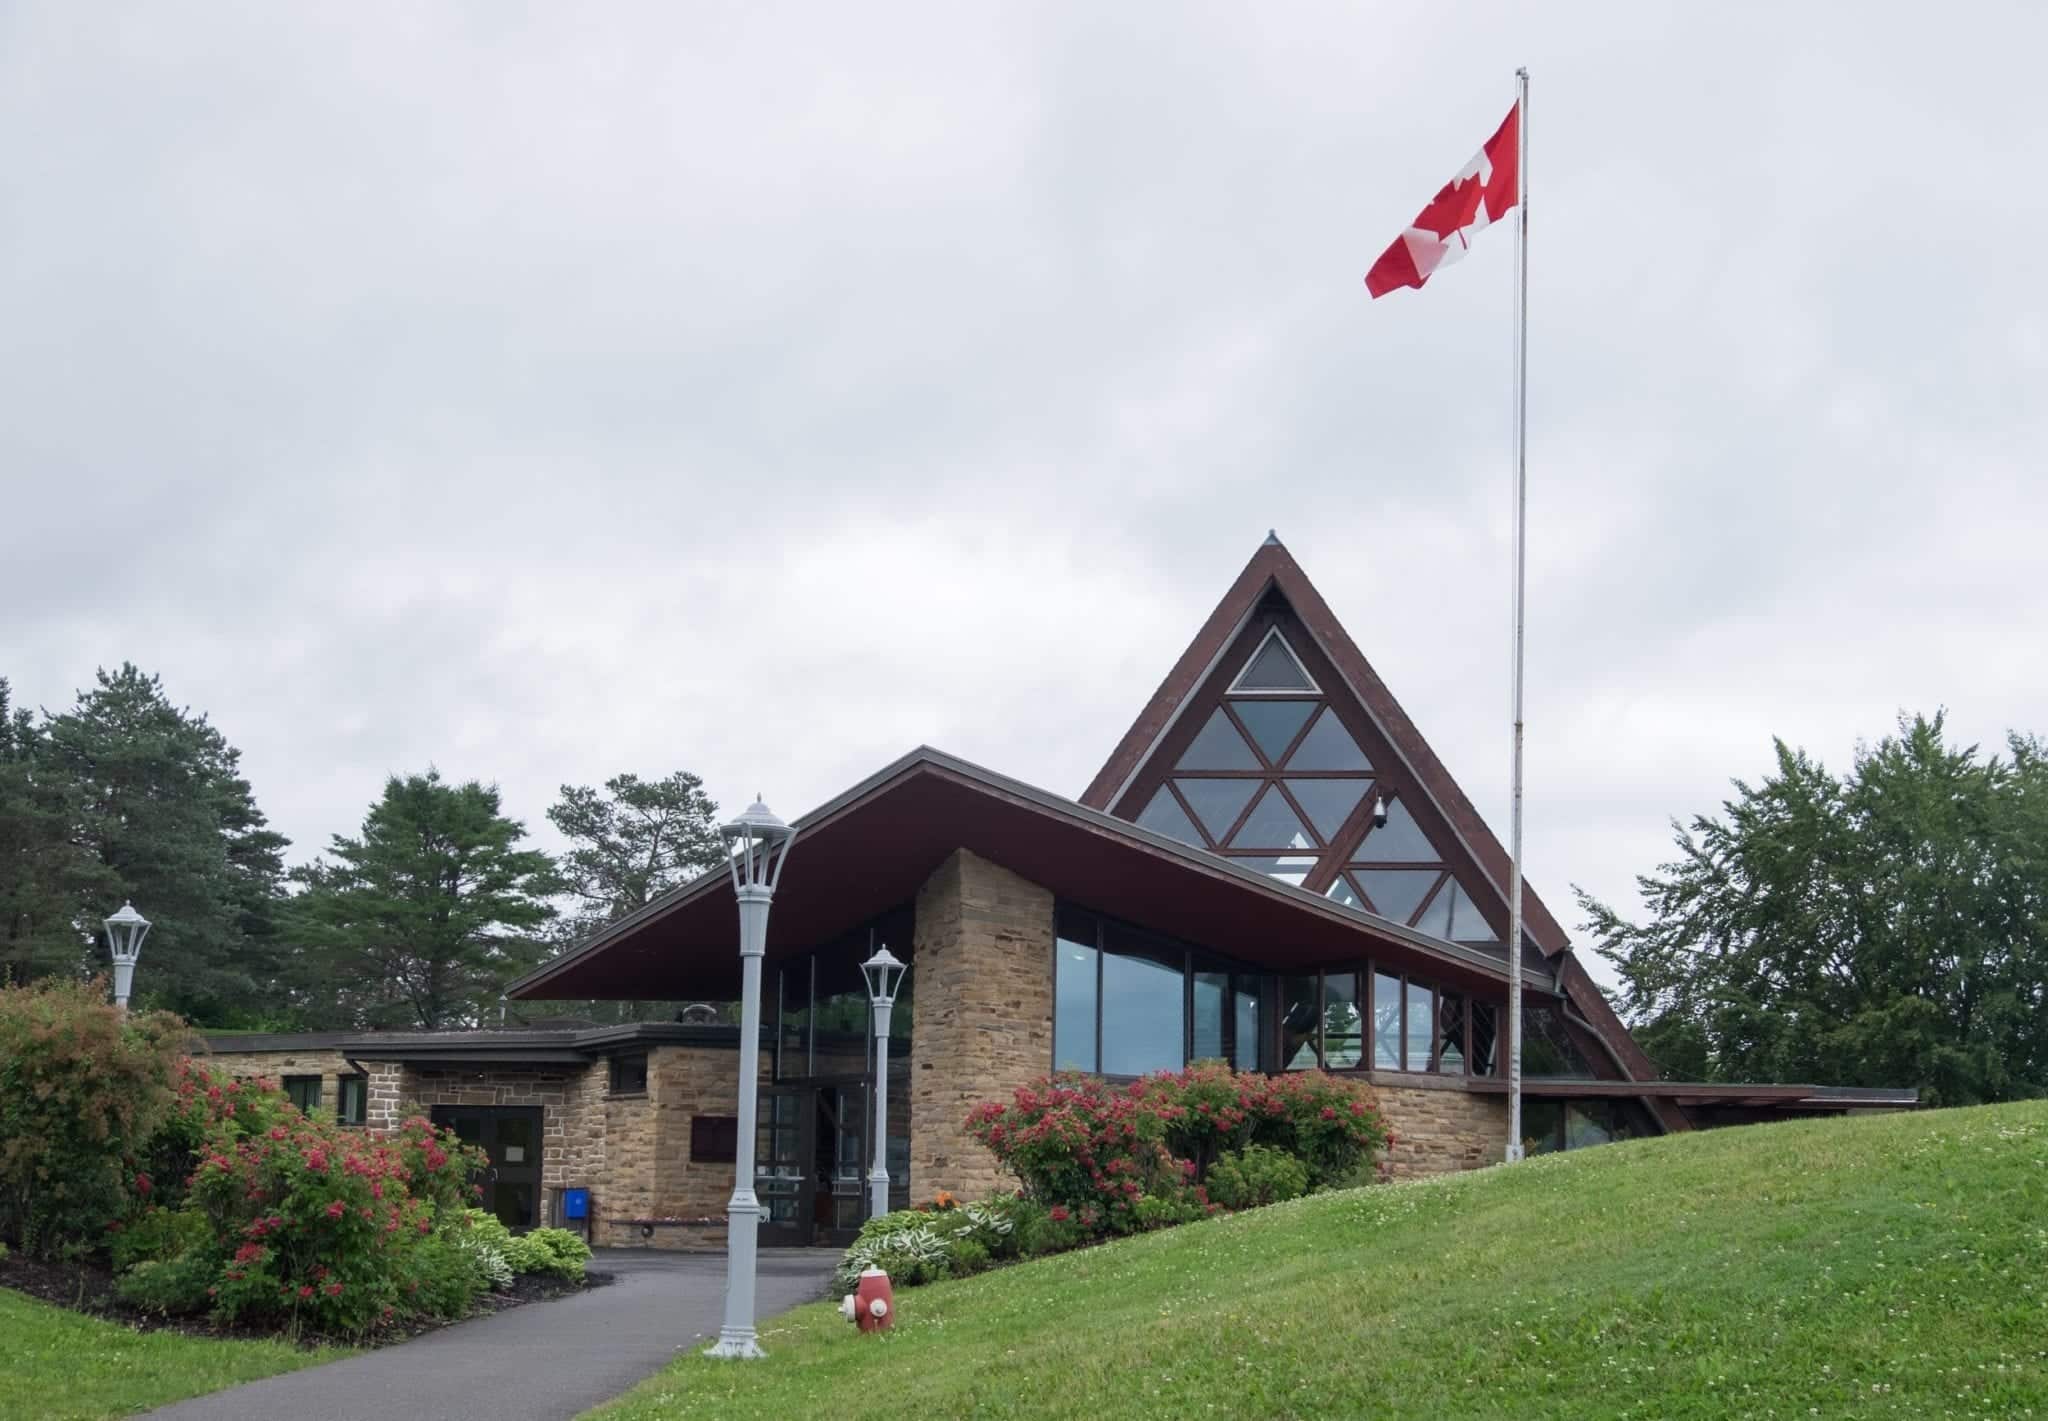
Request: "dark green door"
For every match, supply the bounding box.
[432,1105,544,1230]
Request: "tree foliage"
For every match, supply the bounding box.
[1581,713,2048,1105]
[291,771,559,1029]
[0,679,117,983]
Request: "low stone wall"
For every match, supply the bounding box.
[201,1046,357,1115]
[1370,1078,1508,1179]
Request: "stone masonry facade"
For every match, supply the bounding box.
[200,1047,357,1113]
[910,848,1055,1201]
[1371,1078,1509,1179]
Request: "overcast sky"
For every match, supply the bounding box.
[6,4,2044,989]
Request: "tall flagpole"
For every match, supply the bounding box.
[1504,66,1530,1164]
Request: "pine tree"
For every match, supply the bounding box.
[0,679,117,982]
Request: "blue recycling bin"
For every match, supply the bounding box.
[562,1188,589,1221]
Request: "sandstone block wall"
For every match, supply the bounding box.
[909,849,1055,1201]
[1372,1078,1509,1178]
[202,1048,357,1114]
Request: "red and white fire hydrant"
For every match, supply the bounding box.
[840,1267,895,1333]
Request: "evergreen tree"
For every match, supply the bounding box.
[1581,713,2048,1105]
[539,770,725,1023]
[293,770,560,1028]
[38,666,287,1020]
[0,679,117,982]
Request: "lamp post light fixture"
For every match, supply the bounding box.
[103,902,152,1013]
[706,796,796,1362]
[859,946,909,1220]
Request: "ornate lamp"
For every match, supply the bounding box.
[860,946,909,1218]
[103,902,152,1012]
[707,797,796,1362]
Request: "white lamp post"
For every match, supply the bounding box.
[859,946,909,1220]
[706,797,796,1361]
[103,902,152,1013]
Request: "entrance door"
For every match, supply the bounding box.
[814,1083,869,1247]
[431,1106,544,1230]
[755,1087,812,1247]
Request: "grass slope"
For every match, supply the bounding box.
[593,1101,2048,1420]
[0,1289,344,1421]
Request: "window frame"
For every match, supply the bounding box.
[608,1052,650,1097]
[336,1072,369,1127]
[283,1074,322,1113]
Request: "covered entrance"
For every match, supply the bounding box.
[755,1080,870,1248]
[431,1104,544,1230]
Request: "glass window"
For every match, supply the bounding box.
[337,1074,367,1126]
[1284,708,1370,771]
[1522,1100,1567,1155]
[1413,882,1453,938]
[1232,974,1265,1072]
[1231,700,1316,762]
[609,1053,649,1095]
[1228,785,1314,850]
[1280,974,1321,1070]
[1176,778,1261,841]
[1176,709,1259,770]
[1523,1006,1597,1078]
[1354,797,1437,862]
[1352,869,1442,925]
[1566,1103,1617,1150]
[1054,922,1099,1073]
[1326,877,1364,910]
[284,1075,322,1113]
[1135,786,1203,846]
[1469,1001,1499,1076]
[1323,973,1363,1069]
[1100,935,1185,1077]
[1229,854,1317,887]
[1233,631,1317,692]
[1405,981,1434,1071]
[1192,971,1226,1061]
[1443,881,1499,943]
[1285,778,1369,841]
[1437,993,1466,1074]
[1372,972,1403,1068]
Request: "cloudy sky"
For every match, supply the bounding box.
[6,4,2044,986]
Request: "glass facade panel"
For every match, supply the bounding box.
[1228,785,1315,850]
[1323,973,1363,1069]
[1566,1103,1617,1150]
[1413,881,1453,938]
[1176,709,1259,770]
[1326,877,1363,910]
[1437,993,1466,1073]
[1135,786,1203,846]
[1444,881,1500,943]
[1231,854,1317,886]
[1352,869,1441,925]
[1280,974,1321,1070]
[1100,934,1185,1077]
[1405,981,1433,1071]
[1232,974,1264,1071]
[1354,797,1437,862]
[1470,1001,1499,1076]
[1235,632,1316,692]
[1055,932,1099,1073]
[1523,1006,1597,1078]
[1232,699,1317,761]
[1285,708,1370,771]
[1192,971,1226,1061]
[1286,778,1369,841]
[1373,972,1403,1068]
[1177,778,1261,840]
[1523,1100,1567,1156]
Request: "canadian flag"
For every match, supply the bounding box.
[1365,102,1520,298]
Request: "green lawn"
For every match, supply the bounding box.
[0,1288,346,1421]
[591,1101,2048,1420]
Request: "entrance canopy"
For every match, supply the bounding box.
[507,747,1552,1005]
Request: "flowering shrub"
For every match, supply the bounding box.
[1204,1144,1311,1209]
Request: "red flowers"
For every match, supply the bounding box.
[304,1148,329,1173]
[1048,1205,1070,1222]
[133,1172,152,1196]
[325,1199,347,1219]
[324,1282,344,1297]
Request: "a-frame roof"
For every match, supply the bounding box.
[1082,534,1573,960]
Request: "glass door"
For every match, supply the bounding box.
[816,1084,868,1246]
[755,1087,812,1246]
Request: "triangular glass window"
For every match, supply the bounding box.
[1228,785,1314,850]
[1284,709,1371,772]
[1285,777,1369,842]
[1231,700,1316,763]
[1229,629,1318,694]
[1175,778,1261,842]
[1350,797,1437,862]
[1325,877,1364,910]
[1443,881,1499,944]
[1412,879,1454,938]
[1229,854,1316,887]
[1351,869,1442,926]
[1135,786,1202,847]
[1175,708,1259,771]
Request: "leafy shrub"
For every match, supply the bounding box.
[1129,1192,1205,1231]
[1205,1145,1310,1210]
[111,1203,210,1272]
[962,1073,1183,1235]
[0,977,186,1257]
[944,1235,991,1276]
[404,1229,493,1318]
[1131,1061,1388,1190]
[469,1241,515,1290]
[115,1251,217,1316]
[834,1213,954,1293]
[519,1227,591,1280]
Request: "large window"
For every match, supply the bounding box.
[1191,971,1263,1072]
[283,1075,322,1113]
[337,1073,368,1126]
[1054,908,1266,1078]
[1273,967,1498,1076]
[773,906,915,1082]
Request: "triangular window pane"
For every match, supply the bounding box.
[1351,797,1437,863]
[1229,854,1317,887]
[1285,777,1369,842]
[1413,879,1453,938]
[1232,700,1316,763]
[1175,778,1261,841]
[1444,881,1500,944]
[1229,630,1317,693]
[1228,785,1314,850]
[1175,709,1259,771]
[1135,786,1202,847]
[1326,877,1364,910]
[1284,709,1371,772]
[1352,869,1442,926]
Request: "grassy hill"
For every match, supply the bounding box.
[591,1101,2048,1420]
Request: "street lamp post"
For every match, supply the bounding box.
[859,946,909,1220]
[103,902,152,1013]
[706,797,796,1362]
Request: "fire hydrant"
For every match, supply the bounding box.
[839,1267,895,1333]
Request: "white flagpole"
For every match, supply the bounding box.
[1505,66,1530,1164]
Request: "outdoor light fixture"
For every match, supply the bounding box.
[860,946,909,1219]
[707,796,796,1362]
[103,901,152,1013]
[1371,795,1389,828]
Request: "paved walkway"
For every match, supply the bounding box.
[146,1249,840,1421]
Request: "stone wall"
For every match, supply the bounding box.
[396,1064,600,1224]
[605,1043,765,1251]
[1370,1077,1508,1179]
[202,1047,356,1113]
[909,849,1055,1201]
